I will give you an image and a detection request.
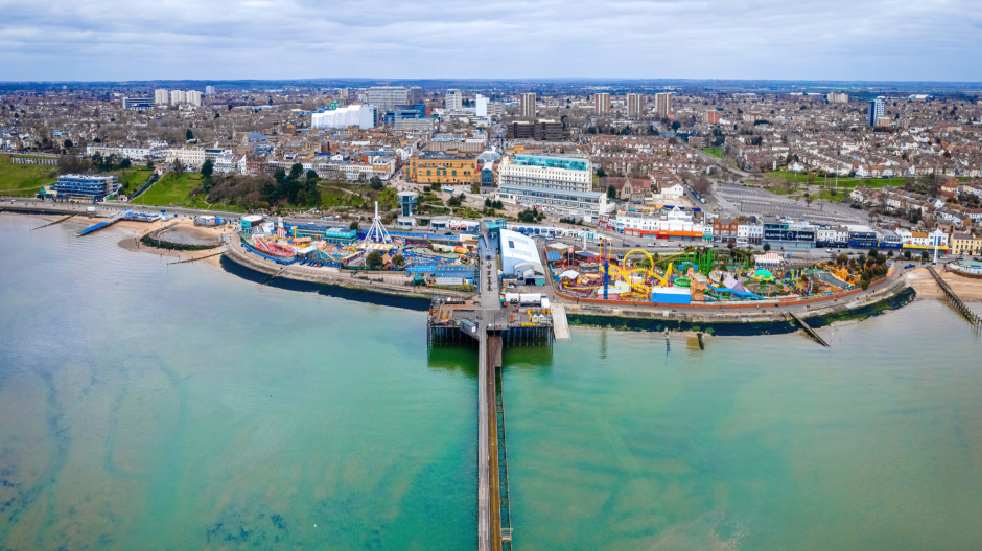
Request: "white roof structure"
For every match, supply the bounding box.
[499,228,543,276]
[753,252,785,266]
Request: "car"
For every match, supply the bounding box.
[825,248,833,253]
[905,264,916,269]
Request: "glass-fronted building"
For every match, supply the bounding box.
[51,175,118,200]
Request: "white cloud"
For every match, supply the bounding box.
[0,0,979,81]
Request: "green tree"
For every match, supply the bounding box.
[289,163,304,181]
[185,129,194,141]
[392,254,405,269]
[366,251,383,270]
[63,138,73,150]
[369,176,383,190]
[201,159,214,179]
[606,185,616,200]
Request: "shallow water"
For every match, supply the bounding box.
[2,213,982,550]
[0,214,475,550]
[503,301,982,550]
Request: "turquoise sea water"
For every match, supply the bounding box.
[0,215,475,550]
[2,213,982,550]
[504,304,982,550]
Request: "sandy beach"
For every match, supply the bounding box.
[906,267,982,301]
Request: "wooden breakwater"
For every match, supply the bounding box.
[928,266,982,329]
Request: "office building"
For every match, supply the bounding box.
[154,89,169,105]
[52,174,118,200]
[475,94,489,118]
[382,104,426,126]
[520,92,537,119]
[655,92,672,118]
[311,105,376,130]
[121,96,153,110]
[594,92,611,115]
[506,119,565,141]
[496,154,608,218]
[445,89,463,112]
[366,86,410,113]
[402,152,480,185]
[867,96,885,128]
[626,93,645,118]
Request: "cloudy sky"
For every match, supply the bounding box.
[1,0,980,82]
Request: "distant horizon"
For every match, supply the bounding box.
[3,77,982,85]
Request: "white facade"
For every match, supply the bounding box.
[164,148,207,169]
[445,89,463,112]
[86,145,160,161]
[499,228,543,276]
[311,105,376,130]
[496,154,607,218]
[187,90,202,107]
[154,89,169,105]
[169,90,186,106]
[614,207,709,236]
[737,223,764,243]
[475,94,489,118]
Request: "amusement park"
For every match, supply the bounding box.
[237,202,481,289]
[549,242,879,305]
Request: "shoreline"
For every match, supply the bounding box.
[9,210,972,333]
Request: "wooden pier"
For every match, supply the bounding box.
[428,229,557,550]
[928,266,982,329]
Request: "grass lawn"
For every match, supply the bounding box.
[0,155,58,197]
[114,168,153,196]
[129,172,245,211]
[767,170,909,188]
[702,147,724,159]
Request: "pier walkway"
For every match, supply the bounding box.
[551,304,570,340]
[477,230,505,551]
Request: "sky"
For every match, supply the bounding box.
[1,0,980,82]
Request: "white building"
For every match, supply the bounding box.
[475,94,489,118]
[154,89,169,106]
[613,206,709,239]
[186,90,202,107]
[445,89,463,112]
[310,105,375,130]
[86,144,161,161]
[499,228,544,277]
[169,90,186,106]
[496,154,607,219]
[737,222,764,244]
[164,147,207,169]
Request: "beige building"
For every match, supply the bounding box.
[520,92,537,119]
[951,232,982,256]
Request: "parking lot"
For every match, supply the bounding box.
[713,183,869,226]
